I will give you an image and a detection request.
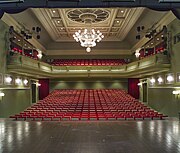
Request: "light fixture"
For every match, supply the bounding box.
[157,77,163,83]
[23,79,28,85]
[150,78,156,84]
[167,75,174,82]
[35,82,41,86]
[135,48,141,58]
[0,92,5,97]
[73,13,104,52]
[37,49,43,59]
[137,83,142,86]
[15,78,22,85]
[5,76,12,83]
[172,90,180,95]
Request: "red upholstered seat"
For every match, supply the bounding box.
[10,89,167,121]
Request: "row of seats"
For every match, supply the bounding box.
[10,89,167,121]
[48,59,127,66]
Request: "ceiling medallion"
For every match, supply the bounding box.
[68,9,109,52]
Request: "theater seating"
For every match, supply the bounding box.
[49,59,127,66]
[10,89,167,121]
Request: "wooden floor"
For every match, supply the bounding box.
[0,119,180,153]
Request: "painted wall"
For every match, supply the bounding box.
[0,89,31,117]
[50,79,128,92]
[147,18,180,117]
[0,20,32,117]
[148,88,180,117]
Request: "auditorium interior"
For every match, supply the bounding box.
[0,0,180,153]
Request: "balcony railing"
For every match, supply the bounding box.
[7,54,170,78]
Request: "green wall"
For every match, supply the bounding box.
[0,89,31,117]
[0,20,32,118]
[148,88,180,117]
[50,79,128,92]
[146,18,180,117]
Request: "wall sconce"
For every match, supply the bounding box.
[36,83,41,87]
[172,90,180,99]
[15,78,22,85]
[166,74,174,84]
[172,90,180,95]
[149,77,156,85]
[5,76,12,84]
[37,49,43,59]
[135,48,141,58]
[23,79,28,86]
[157,76,163,84]
[0,91,5,102]
[137,82,142,86]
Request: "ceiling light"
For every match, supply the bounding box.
[157,38,160,41]
[18,39,20,42]
[116,20,120,23]
[161,34,164,37]
[57,20,60,23]
[151,42,153,45]
[52,10,56,13]
[121,10,124,13]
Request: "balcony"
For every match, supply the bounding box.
[7,54,170,78]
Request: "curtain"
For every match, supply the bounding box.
[128,78,139,99]
[39,79,49,100]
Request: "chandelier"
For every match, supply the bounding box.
[73,28,104,52]
[72,12,105,52]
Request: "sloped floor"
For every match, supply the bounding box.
[0,118,180,153]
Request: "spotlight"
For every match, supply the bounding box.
[137,26,141,32]
[9,26,14,34]
[37,35,40,39]
[136,35,140,40]
[32,27,35,31]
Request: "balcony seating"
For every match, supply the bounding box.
[48,59,127,66]
[10,89,167,121]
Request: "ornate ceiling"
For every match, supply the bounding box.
[32,7,144,42]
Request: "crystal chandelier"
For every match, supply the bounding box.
[72,13,104,52]
[73,28,104,52]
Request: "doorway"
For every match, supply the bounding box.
[142,82,148,103]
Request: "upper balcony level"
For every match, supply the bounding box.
[7,53,170,78]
